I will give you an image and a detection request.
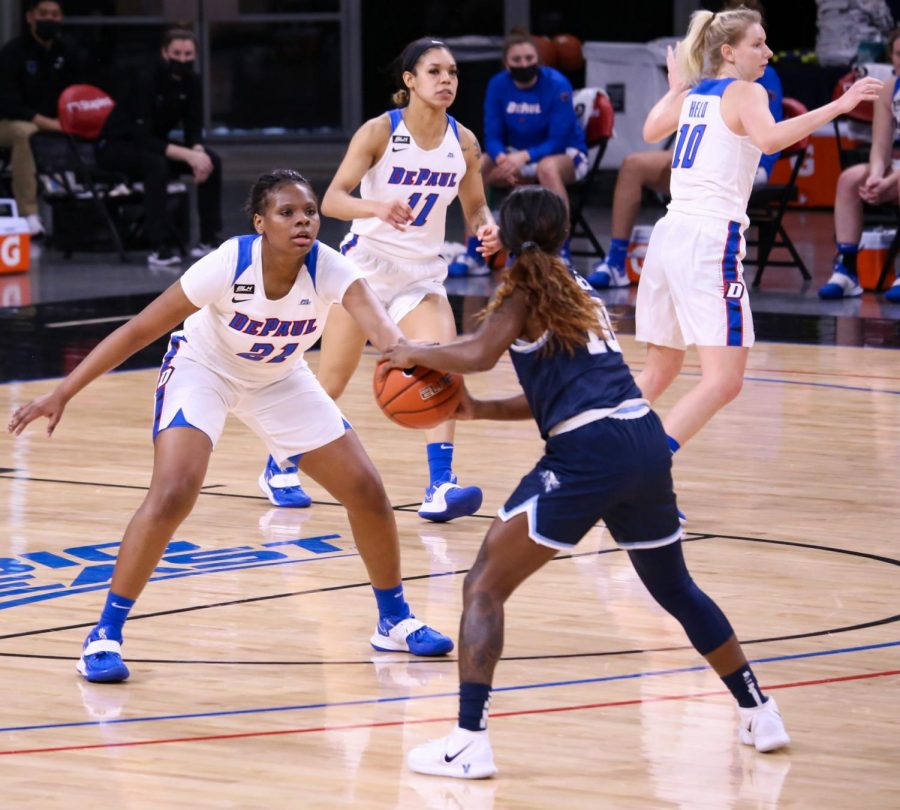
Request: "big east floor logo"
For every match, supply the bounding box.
[0,534,346,610]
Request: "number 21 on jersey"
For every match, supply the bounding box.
[671,124,707,169]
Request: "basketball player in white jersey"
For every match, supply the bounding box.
[8,170,453,684]
[633,6,880,479]
[259,38,501,523]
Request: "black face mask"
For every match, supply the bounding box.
[165,58,195,79]
[508,64,539,84]
[34,20,62,41]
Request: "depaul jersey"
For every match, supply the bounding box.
[667,77,762,229]
[509,274,643,440]
[177,235,362,384]
[349,109,466,261]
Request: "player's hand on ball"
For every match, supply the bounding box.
[451,385,477,420]
[381,339,417,370]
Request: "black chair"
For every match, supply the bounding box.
[29,131,128,260]
[746,97,812,287]
[569,87,614,258]
[0,146,11,197]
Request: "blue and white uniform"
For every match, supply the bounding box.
[636,77,759,349]
[483,66,588,180]
[340,109,467,322]
[500,275,682,549]
[155,234,362,463]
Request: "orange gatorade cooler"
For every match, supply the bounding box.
[0,199,30,274]
[626,223,654,283]
[857,227,895,291]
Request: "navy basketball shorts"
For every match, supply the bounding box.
[498,411,682,549]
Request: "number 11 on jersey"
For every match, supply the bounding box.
[407,192,439,227]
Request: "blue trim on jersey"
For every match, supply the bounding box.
[721,220,743,347]
[340,233,359,255]
[306,241,319,291]
[692,77,737,97]
[447,114,460,143]
[153,334,186,439]
[233,234,259,283]
[388,109,403,132]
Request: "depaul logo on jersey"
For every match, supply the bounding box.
[0,535,347,611]
[506,101,541,114]
[387,167,458,188]
[228,311,318,337]
[724,281,745,299]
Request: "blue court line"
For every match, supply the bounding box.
[631,367,900,397]
[0,551,360,611]
[3,639,896,735]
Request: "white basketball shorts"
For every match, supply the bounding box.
[153,337,348,466]
[635,211,755,350]
[339,235,447,323]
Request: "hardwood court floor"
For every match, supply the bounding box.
[0,339,898,809]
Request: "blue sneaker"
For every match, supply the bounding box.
[885,278,900,302]
[818,264,863,300]
[76,628,130,683]
[258,455,312,508]
[587,259,630,289]
[371,614,454,656]
[677,507,687,526]
[448,252,488,277]
[418,473,483,522]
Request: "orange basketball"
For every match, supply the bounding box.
[553,34,584,72]
[373,361,462,429]
[533,35,557,67]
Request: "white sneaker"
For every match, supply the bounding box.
[738,696,790,753]
[418,475,483,523]
[586,259,630,289]
[407,726,498,779]
[189,242,216,259]
[25,213,45,236]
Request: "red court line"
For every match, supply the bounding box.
[1,668,897,757]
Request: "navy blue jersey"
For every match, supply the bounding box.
[509,275,643,438]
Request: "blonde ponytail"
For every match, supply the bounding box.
[678,10,715,85]
[678,6,762,85]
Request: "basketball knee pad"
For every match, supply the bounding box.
[628,543,734,655]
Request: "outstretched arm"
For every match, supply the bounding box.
[8,282,198,436]
[339,278,404,351]
[382,288,528,373]
[735,77,883,155]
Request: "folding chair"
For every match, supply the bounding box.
[30,130,128,260]
[569,87,614,258]
[746,97,812,287]
[0,147,11,197]
[831,70,876,171]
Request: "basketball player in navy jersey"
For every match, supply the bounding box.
[382,186,789,779]
[258,37,501,523]
[8,169,453,683]
[633,7,880,496]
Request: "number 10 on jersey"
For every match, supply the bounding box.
[671,124,707,169]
